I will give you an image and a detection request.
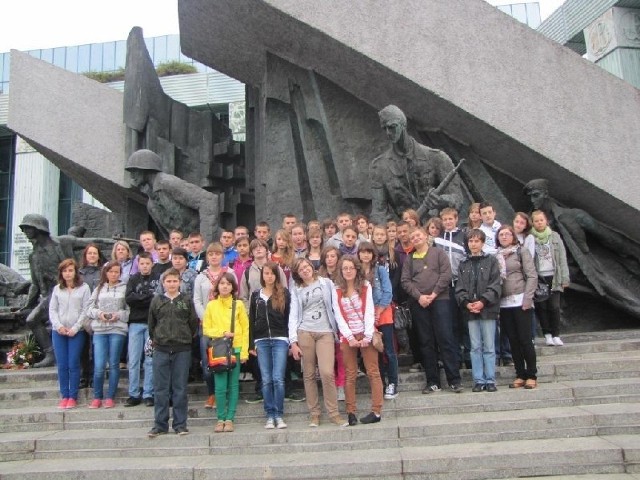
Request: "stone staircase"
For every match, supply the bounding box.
[1,330,639,479]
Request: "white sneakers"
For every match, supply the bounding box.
[545,334,564,346]
[265,417,287,429]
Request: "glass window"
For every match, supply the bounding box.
[90,43,103,71]
[78,44,91,73]
[41,48,53,64]
[154,36,167,64]
[511,4,527,24]
[526,3,541,28]
[103,41,116,71]
[115,40,127,69]
[167,35,180,61]
[53,47,66,68]
[66,46,78,72]
[28,49,41,59]
[497,5,512,14]
[145,38,155,63]
[0,53,6,83]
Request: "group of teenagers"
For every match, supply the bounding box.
[47,201,569,437]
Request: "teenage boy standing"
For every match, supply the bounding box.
[125,252,159,407]
[147,268,198,437]
[455,230,502,392]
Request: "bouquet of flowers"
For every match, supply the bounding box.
[4,334,41,368]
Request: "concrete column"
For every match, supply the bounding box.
[10,137,60,278]
[585,7,640,89]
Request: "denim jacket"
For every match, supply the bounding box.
[371,265,392,308]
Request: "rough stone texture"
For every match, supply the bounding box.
[179,0,640,240]
[124,27,249,229]
[7,51,149,236]
[71,202,123,239]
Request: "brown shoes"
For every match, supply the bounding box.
[204,395,216,409]
[509,378,525,389]
[309,414,320,427]
[524,379,537,389]
[329,415,348,427]
[214,421,225,433]
[223,420,234,432]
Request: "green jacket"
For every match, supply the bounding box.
[148,293,198,352]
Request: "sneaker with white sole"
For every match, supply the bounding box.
[552,336,564,346]
[544,334,555,346]
[384,383,398,399]
[275,417,287,429]
[264,418,275,429]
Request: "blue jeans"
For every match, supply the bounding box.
[468,319,496,385]
[52,330,86,400]
[153,349,191,432]
[127,323,153,399]
[93,333,126,400]
[410,299,461,387]
[378,324,398,386]
[256,338,288,419]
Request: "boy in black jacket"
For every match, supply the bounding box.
[455,229,502,392]
[147,268,198,437]
[125,252,159,407]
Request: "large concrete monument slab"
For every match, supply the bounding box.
[179,0,640,239]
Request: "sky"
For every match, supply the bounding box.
[0,0,180,53]
[0,0,565,53]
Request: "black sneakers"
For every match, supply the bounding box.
[472,383,485,392]
[347,413,358,426]
[360,412,381,424]
[124,397,142,407]
[449,384,464,393]
[147,428,167,438]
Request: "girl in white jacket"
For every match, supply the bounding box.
[49,259,91,409]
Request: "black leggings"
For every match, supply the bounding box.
[536,279,562,337]
[500,307,537,380]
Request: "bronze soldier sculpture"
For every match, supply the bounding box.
[370,105,463,223]
[19,214,66,367]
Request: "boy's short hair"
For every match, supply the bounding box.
[138,251,153,261]
[467,228,486,242]
[188,232,203,240]
[440,207,458,218]
[169,229,183,237]
[171,247,188,259]
[156,239,170,247]
[255,221,270,231]
[139,230,156,239]
[479,202,494,211]
[235,236,250,246]
[336,212,351,220]
[291,222,307,233]
[396,220,409,228]
[162,268,181,282]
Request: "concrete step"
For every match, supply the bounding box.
[2,379,638,434]
[0,436,633,480]
[1,403,637,461]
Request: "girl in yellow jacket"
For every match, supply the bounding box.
[202,272,249,433]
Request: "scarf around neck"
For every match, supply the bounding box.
[531,226,552,244]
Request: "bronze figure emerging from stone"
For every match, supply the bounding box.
[19,214,67,367]
[370,105,463,223]
[524,179,640,318]
[125,149,221,244]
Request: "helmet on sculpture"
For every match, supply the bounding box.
[19,214,50,234]
[125,149,163,172]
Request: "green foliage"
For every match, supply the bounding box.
[83,68,126,83]
[155,61,198,77]
[83,61,197,84]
